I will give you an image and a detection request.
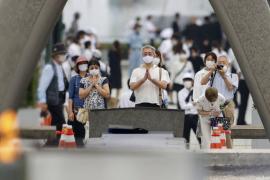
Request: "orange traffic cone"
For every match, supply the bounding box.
[210,127,221,149]
[64,125,77,148]
[218,123,226,148]
[58,124,68,148]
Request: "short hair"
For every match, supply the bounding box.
[218,55,229,64]
[204,52,217,64]
[205,87,218,102]
[88,59,100,68]
[141,45,156,52]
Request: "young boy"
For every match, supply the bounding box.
[196,87,225,149]
[178,73,201,148]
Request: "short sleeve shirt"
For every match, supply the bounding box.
[196,93,226,112]
[80,77,108,110]
[212,72,239,100]
[130,66,170,105]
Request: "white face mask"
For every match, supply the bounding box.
[223,65,228,72]
[89,69,100,76]
[153,58,160,65]
[143,55,154,64]
[206,60,215,69]
[78,64,88,72]
[79,39,85,47]
[59,55,66,63]
[184,81,193,89]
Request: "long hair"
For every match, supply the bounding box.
[155,50,163,67]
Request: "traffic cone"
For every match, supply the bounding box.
[218,123,226,148]
[210,127,222,149]
[58,124,68,148]
[64,125,77,148]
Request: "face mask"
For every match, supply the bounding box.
[143,55,154,64]
[79,39,85,47]
[153,58,160,65]
[184,81,193,89]
[206,60,215,69]
[89,69,100,76]
[223,65,228,72]
[78,64,88,72]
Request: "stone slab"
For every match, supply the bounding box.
[209,0,270,139]
[19,126,56,139]
[88,108,184,138]
[231,125,267,139]
[0,0,67,111]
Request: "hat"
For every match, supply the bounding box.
[75,56,88,73]
[182,73,194,81]
[92,49,102,60]
[76,56,88,65]
[160,28,173,39]
[52,43,66,55]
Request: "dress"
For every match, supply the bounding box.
[108,49,122,89]
[128,32,144,76]
[80,76,108,110]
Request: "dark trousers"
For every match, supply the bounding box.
[135,103,160,108]
[237,80,249,125]
[67,112,85,147]
[45,104,65,147]
[183,114,201,144]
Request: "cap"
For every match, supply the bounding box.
[52,43,66,56]
[182,73,194,81]
[160,28,173,39]
[92,49,102,60]
[76,56,88,65]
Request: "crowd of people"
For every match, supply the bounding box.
[36,12,250,149]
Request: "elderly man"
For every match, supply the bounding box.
[201,55,239,148]
[37,43,69,146]
[130,45,170,108]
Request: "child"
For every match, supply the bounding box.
[196,87,225,149]
[178,73,201,148]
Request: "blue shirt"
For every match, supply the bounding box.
[37,61,65,103]
[69,74,85,108]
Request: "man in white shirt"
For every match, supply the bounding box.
[130,45,170,108]
[178,73,201,148]
[196,87,226,149]
[200,55,238,148]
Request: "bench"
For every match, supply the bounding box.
[231,125,267,139]
[19,126,56,139]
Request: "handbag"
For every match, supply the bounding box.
[159,67,167,109]
[76,108,89,124]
